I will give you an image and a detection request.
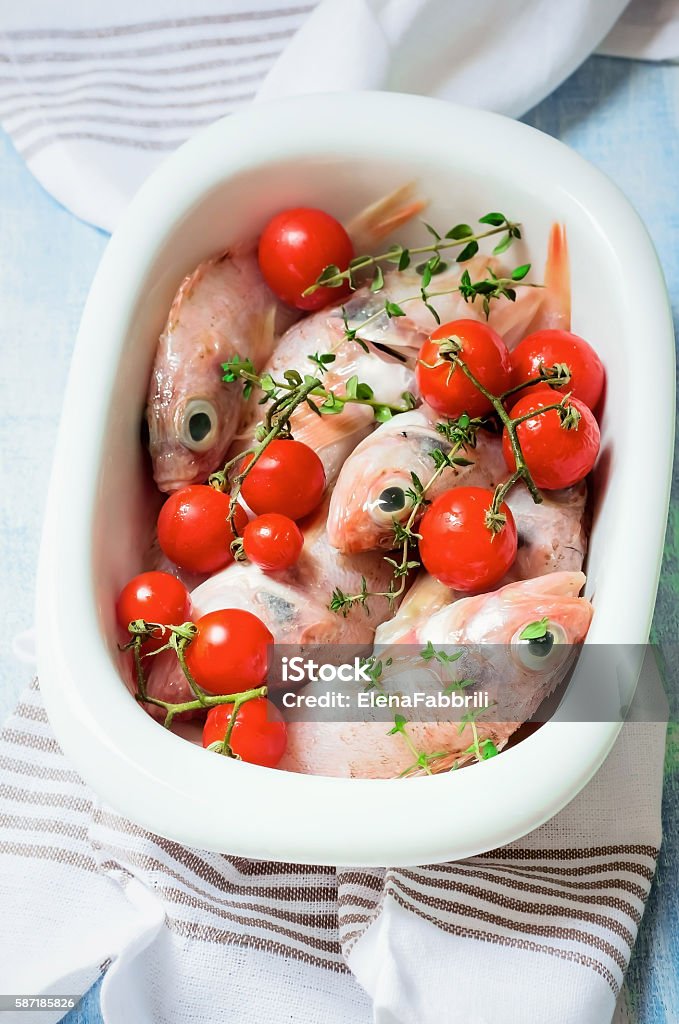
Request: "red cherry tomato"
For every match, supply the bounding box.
[185,609,273,695]
[157,485,248,574]
[510,329,604,410]
[502,390,600,489]
[202,698,287,768]
[240,439,326,520]
[116,571,191,650]
[418,486,517,592]
[258,207,354,311]
[416,319,511,418]
[243,513,304,572]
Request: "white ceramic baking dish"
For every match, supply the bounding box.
[36,92,674,866]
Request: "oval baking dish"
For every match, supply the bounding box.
[36,92,674,866]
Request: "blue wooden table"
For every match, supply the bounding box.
[0,54,676,1022]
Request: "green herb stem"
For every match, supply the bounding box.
[124,620,267,732]
[329,418,477,616]
[304,219,520,295]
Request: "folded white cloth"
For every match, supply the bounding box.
[0,0,636,232]
[599,0,679,61]
[0,664,666,1024]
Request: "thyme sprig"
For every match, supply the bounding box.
[430,339,577,521]
[359,654,393,691]
[329,413,481,616]
[420,641,463,665]
[121,620,266,732]
[339,265,540,345]
[304,212,521,296]
[328,348,576,618]
[389,714,452,778]
[213,358,418,543]
[519,617,550,640]
[463,718,499,762]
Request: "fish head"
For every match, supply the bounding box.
[146,360,242,493]
[424,571,593,709]
[145,249,294,494]
[431,571,592,646]
[327,409,446,553]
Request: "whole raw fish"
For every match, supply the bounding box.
[523,222,571,334]
[326,407,504,553]
[279,572,593,778]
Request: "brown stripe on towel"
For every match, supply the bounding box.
[2,8,315,41]
[167,916,349,973]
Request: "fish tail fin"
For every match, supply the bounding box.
[346,182,427,252]
[542,222,571,331]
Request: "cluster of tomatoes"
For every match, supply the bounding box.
[157,437,326,576]
[116,576,286,766]
[118,436,328,767]
[256,207,604,595]
[116,216,344,766]
[415,320,603,591]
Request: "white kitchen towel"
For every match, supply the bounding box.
[0,668,666,1024]
[0,0,640,233]
[599,0,679,61]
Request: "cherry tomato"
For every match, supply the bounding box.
[243,513,304,572]
[418,486,517,592]
[258,207,354,311]
[416,319,511,418]
[502,390,600,489]
[185,609,273,695]
[510,329,604,410]
[240,439,326,520]
[202,698,287,768]
[116,571,191,650]
[157,485,248,574]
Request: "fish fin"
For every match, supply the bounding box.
[527,222,571,333]
[346,182,428,252]
[544,222,571,330]
[256,304,278,365]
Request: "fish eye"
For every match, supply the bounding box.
[180,399,218,453]
[378,486,407,513]
[188,412,212,442]
[367,479,413,525]
[511,621,568,671]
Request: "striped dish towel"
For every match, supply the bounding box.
[0,676,665,1024]
[0,0,636,232]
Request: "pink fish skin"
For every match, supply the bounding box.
[339,254,545,355]
[327,409,587,579]
[326,407,505,553]
[279,572,593,778]
[146,249,296,494]
[230,322,415,488]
